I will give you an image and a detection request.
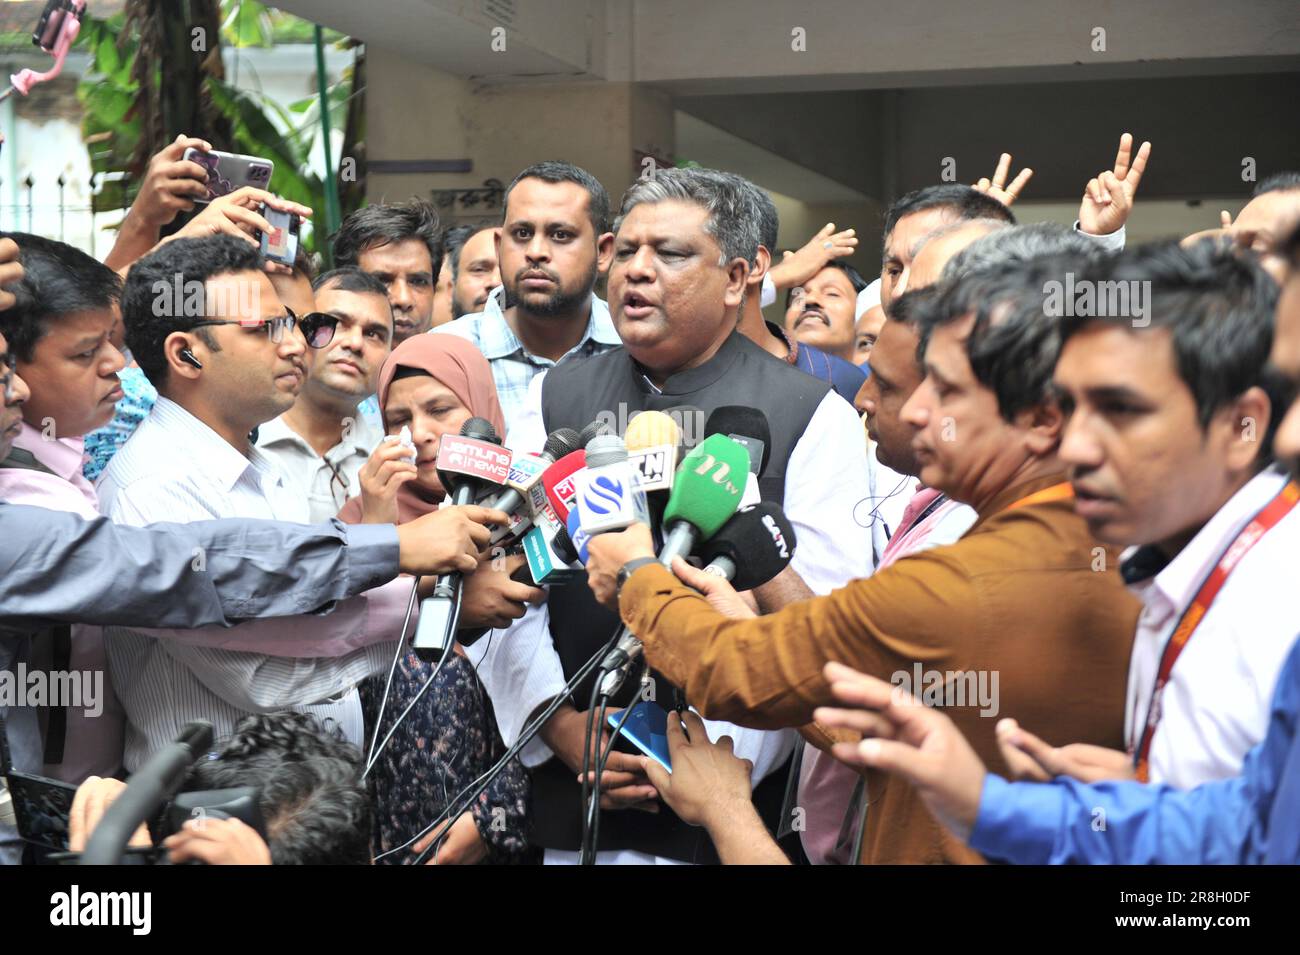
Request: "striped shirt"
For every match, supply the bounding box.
[97,397,389,770]
[256,411,383,523]
[432,286,622,432]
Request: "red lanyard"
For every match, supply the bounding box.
[1133,480,1300,782]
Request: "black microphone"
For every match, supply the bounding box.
[578,419,608,448]
[412,417,510,660]
[704,405,771,477]
[695,501,797,589]
[598,501,797,698]
[487,427,582,545]
[80,721,214,865]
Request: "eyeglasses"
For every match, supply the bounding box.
[1,351,17,403]
[189,308,339,349]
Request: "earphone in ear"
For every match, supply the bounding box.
[179,348,203,370]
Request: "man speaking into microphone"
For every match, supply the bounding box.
[473,168,872,865]
[586,252,1141,865]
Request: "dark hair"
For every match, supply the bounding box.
[312,266,392,299]
[1253,172,1300,198]
[121,235,264,388]
[291,246,317,283]
[504,161,610,236]
[332,199,443,278]
[185,712,371,866]
[1284,220,1300,266]
[943,221,1106,281]
[1061,240,1279,444]
[754,185,779,254]
[885,284,938,331]
[0,232,122,362]
[882,184,1016,245]
[917,254,1077,421]
[443,223,496,279]
[617,167,758,267]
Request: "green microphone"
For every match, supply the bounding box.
[659,433,750,565]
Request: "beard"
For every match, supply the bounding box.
[503,261,597,318]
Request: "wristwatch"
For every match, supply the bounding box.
[616,557,658,596]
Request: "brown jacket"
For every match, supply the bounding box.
[622,474,1139,864]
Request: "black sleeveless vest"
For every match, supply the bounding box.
[531,331,830,860]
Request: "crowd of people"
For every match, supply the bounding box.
[1,128,1298,865]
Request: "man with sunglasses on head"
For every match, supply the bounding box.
[257,267,393,522]
[95,235,419,769]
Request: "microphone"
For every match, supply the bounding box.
[598,434,751,695]
[542,449,586,526]
[704,406,770,477]
[704,406,770,507]
[488,427,582,545]
[520,508,583,585]
[575,433,650,536]
[566,507,590,564]
[695,501,797,590]
[657,433,751,566]
[597,502,800,698]
[578,419,609,448]
[516,453,591,586]
[625,410,681,497]
[411,417,512,660]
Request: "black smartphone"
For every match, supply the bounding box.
[1,714,76,851]
[5,771,77,851]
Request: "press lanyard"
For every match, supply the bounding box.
[1132,480,1300,782]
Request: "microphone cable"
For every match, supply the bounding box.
[363,575,462,780]
[579,670,643,865]
[387,623,623,865]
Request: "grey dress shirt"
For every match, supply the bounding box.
[0,503,399,632]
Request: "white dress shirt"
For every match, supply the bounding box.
[473,372,874,863]
[256,411,383,523]
[98,397,391,769]
[1124,467,1300,789]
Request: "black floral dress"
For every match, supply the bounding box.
[360,650,534,864]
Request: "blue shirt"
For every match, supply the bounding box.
[432,286,622,432]
[970,635,1300,864]
[766,322,866,404]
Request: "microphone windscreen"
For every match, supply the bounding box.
[704,406,770,476]
[697,501,797,591]
[662,434,748,539]
[541,449,587,522]
[461,416,500,443]
[578,420,608,448]
[625,410,681,451]
[584,433,628,468]
[543,427,582,462]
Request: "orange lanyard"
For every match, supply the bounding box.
[1132,480,1300,782]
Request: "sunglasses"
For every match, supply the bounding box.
[189,308,339,349]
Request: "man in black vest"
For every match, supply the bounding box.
[473,167,872,864]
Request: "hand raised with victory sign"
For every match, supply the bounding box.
[1078,133,1152,236]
